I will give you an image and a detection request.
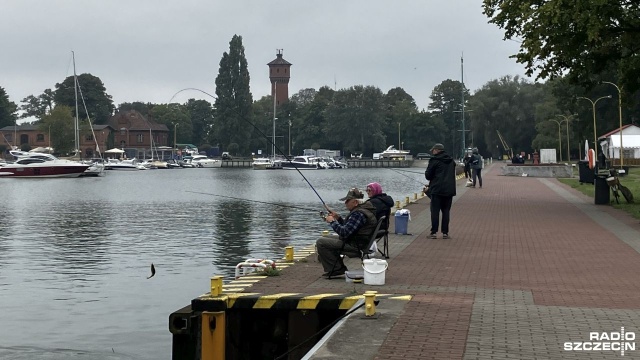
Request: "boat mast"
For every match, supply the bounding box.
[72,51,80,157]
[273,81,277,160]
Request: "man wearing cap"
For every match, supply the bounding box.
[316,188,378,277]
[424,143,456,239]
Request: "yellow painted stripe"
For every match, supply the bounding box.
[239,276,267,279]
[253,293,301,309]
[222,288,246,292]
[297,294,343,309]
[389,295,413,301]
[226,293,260,308]
[229,279,261,283]
[339,295,364,309]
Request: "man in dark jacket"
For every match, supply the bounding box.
[470,147,483,188]
[424,143,456,239]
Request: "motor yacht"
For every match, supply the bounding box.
[380,145,410,159]
[189,155,222,168]
[281,156,328,170]
[0,154,90,178]
[251,157,282,170]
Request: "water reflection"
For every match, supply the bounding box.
[0,167,422,359]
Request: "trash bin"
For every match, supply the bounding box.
[594,175,610,205]
[577,161,595,184]
[394,210,410,234]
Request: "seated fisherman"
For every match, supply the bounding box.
[316,188,378,278]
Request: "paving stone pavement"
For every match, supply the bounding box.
[242,162,640,359]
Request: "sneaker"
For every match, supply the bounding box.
[429,233,437,239]
[443,234,450,239]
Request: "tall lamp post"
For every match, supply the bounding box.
[288,119,292,157]
[397,122,401,149]
[601,82,623,168]
[556,114,577,161]
[577,95,612,157]
[173,123,179,157]
[548,119,565,162]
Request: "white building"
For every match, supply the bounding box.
[598,124,640,165]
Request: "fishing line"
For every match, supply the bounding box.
[185,190,321,213]
[387,168,427,186]
[169,88,328,206]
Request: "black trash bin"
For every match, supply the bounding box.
[594,175,610,205]
[578,161,595,184]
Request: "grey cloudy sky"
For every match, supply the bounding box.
[1,0,528,114]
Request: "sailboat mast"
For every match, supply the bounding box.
[273,81,277,159]
[72,51,80,156]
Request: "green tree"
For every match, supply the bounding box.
[185,99,215,147]
[19,89,54,119]
[39,105,75,154]
[54,73,114,124]
[150,104,192,147]
[482,0,640,93]
[117,102,156,118]
[0,86,17,129]
[324,85,386,156]
[428,80,470,156]
[384,87,418,152]
[214,35,253,155]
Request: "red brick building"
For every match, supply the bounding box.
[268,49,292,106]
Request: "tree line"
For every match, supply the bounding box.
[3,9,640,159]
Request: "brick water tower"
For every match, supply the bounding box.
[268,49,292,106]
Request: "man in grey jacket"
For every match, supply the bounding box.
[470,147,483,188]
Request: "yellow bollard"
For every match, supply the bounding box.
[395,200,401,209]
[322,230,329,236]
[364,291,377,317]
[405,196,410,206]
[210,276,223,297]
[413,192,418,200]
[285,246,294,261]
[201,311,225,360]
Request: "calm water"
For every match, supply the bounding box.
[0,167,424,359]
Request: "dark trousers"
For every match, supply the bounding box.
[464,166,471,178]
[430,195,453,234]
[472,168,483,187]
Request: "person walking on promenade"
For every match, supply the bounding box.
[364,182,394,232]
[316,188,378,277]
[463,153,472,179]
[470,147,483,188]
[424,143,456,239]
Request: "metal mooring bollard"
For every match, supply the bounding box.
[285,246,294,261]
[364,291,377,317]
[413,192,418,200]
[210,276,223,296]
[405,196,410,206]
[395,200,401,209]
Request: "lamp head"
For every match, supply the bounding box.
[606,95,613,98]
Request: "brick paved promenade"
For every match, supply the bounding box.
[243,163,640,359]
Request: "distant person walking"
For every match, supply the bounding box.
[424,143,456,239]
[470,147,483,188]
[463,153,472,179]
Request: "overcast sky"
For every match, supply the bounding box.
[1,0,528,116]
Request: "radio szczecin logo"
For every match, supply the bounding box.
[564,328,635,356]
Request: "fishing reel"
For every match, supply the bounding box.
[320,211,328,221]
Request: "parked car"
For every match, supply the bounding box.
[415,153,432,160]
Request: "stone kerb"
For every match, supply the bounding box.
[501,164,573,177]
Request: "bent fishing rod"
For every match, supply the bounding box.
[184,191,321,212]
[170,88,328,207]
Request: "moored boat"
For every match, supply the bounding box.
[0,156,90,178]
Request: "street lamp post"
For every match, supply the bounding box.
[548,119,565,162]
[173,123,179,157]
[602,82,623,168]
[577,95,612,157]
[398,122,401,149]
[556,114,577,161]
[288,119,292,157]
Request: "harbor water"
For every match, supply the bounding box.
[0,167,424,359]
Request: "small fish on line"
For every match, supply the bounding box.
[147,263,156,279]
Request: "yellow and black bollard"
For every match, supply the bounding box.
[395,200,401,209]
[405,196,410,206]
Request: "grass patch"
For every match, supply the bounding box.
[261,267,282,277]
[558,168,640,220]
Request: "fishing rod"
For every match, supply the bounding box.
[388,168,425,174]
[169,88,328,207]
[185,190,321,213]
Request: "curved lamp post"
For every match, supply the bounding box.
[548,119,566,162]
[601,82,623,168]
[577,95,612,156]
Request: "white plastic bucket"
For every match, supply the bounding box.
[363,259,388,285]
[345,270,364,283]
